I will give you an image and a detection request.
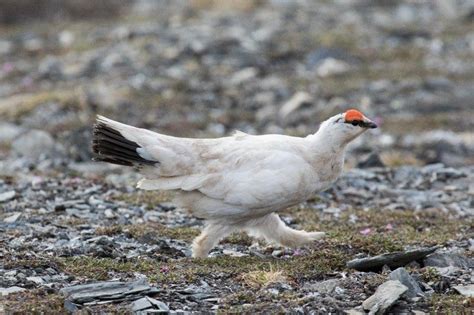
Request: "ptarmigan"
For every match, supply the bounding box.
[92,109,377,257]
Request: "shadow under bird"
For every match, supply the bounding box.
[92,109,377,257]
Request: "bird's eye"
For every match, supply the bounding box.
[351,121,359,126]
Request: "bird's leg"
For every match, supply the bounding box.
[192,223,234,258]
[249,213,325,247]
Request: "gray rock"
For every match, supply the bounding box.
[423,77,453,91]
[304,279,341,294]
[64,299,80,313]
[344,309,365,315]
[12,130,56,159]
[38,56,63,80]
[388,268,423,298]
[0,286,26,296]
[305,47,357,69]
[362,280,408,315]
[131,297,153,311]
[0,123,23,144]
[316,58,350,77]
[278,91,312,119]
[0,191,16,202]
[453,284,474,297]
[146,297,169,311]
[26,276,44,285]
[347,246,439,272]
[357,153,385,168]
[4,212,21,223]
[424,252,474,269]
[60,278,157,305]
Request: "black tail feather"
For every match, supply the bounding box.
[92,120,156,167]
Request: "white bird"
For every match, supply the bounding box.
[92,109,377,257]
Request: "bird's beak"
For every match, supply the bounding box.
[360,116,378,129]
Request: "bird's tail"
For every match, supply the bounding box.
[91,116,157,167]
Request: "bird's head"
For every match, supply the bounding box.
[317,109,378,145]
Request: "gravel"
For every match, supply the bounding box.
[0,0,473,313]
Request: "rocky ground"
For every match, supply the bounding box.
[0,0,473,313]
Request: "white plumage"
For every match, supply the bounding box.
[92,109,377,257]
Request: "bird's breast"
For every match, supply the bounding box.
[310,153,344,192]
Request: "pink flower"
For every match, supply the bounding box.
[385,223,393,231]
[21,76,33,88]
[2,62,14,73]
[160,266,169,273]
[293,249,303,256]
[359,228,372,235]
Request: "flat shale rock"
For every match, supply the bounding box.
[424,252,474,269]
[347,246,439,272]
[0,190,16,203]
[453,284,474,297]
[60,278,158,305]
[0,286,26,296]
[130,296,169,313]
[362,280,407,315]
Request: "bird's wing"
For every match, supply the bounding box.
[197,149,314,209]
[139,141,314,209]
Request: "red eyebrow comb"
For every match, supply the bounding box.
[345,109,364,121]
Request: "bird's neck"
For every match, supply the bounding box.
[306,128,348,157]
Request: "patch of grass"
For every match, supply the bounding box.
[381,113,467,134]
[192,247,348,282]
[1,289,64,314]
[380,150,422,167]
[221,291,258,308]
[3,256,61,270]
[57,255,258,285]
[126,223,200,242]
[286,207,470,256]
[0,89,79,120]
[420,267,442,283]
[112,191,173,210]
[96,224,124,236]
[223,232,254,246]
[95,223,200,242]
[57,256,164,282]
[283,247,348,280]
[56,217,87,226]
[429,293,473,313]
[240,265,287,289]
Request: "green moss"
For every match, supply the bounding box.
[112,191,173,210]
[223,232,254,246]
[125,223,200,242]
[190,247,348,283]
[4,256,60,270]
[56,217,88,227]
[58,256,164,282]
[430,293,473,314]
[0,89,79,120]
[96,224,124,236]
[219,291,260,313]
[286,207,469,256]
[95,223,200,242]
[1,289,65,314]
[420,267,442,283]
